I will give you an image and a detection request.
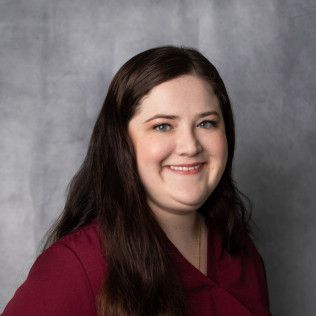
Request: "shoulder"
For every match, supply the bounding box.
[41,219,106,297]
[240,233,269,283]
[211,228,270,310]
[49,219,106,294]
[2,220,106,316]
[239,235,271,311]
[56,219,106,285]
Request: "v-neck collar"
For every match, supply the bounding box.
[164,222,258,315]
[165,218,219,289]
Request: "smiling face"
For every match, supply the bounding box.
[127,74,228,218]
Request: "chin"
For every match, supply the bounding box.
[172,194,207,209]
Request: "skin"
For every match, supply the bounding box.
[127,74,228,271]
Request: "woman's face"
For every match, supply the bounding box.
[127,74,228,218]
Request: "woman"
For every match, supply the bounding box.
[2,46,271,315]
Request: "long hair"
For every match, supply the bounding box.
[42,46,252,315]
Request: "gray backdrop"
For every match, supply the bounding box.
[0,0,315,315]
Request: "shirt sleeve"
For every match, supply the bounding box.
[2,242,96,316]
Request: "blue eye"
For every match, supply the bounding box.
[199,120,217,128]
[153,123,172,132]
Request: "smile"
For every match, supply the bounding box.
[167,163,205,175]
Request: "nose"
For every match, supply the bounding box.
[175,126,203,156]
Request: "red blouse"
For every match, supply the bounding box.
[2,219,271,315]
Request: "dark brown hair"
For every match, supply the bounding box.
[43,46,252,315]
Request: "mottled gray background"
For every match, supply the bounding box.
[0,0,315,314]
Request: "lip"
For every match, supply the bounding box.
[167,162,205,167]
[166,163,206,175]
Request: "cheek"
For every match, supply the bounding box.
[134,136,172,166]
[203,133,228,160]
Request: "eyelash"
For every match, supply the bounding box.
[153,120,218,132]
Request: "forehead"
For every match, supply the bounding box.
[133,75,221,118]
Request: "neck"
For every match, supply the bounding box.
[150,207,203,245]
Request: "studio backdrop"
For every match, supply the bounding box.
[0,0,315,315]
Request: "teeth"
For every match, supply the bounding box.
[169,164,202,171]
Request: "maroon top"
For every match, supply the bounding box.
[2,219,271,315]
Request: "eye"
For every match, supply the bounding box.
[198,120,218,128]
[153,123,172,132]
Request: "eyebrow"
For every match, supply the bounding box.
[143,111,220,123]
